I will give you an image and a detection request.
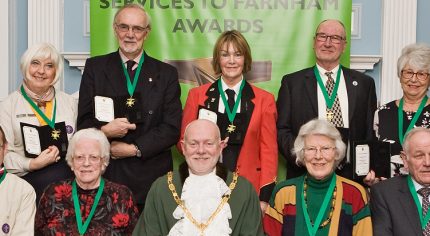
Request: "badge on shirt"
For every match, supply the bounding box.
[198,108,217,124]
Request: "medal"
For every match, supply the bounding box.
[51,129,60,140]
[227,124,236,133]
[121,54,145,105]
[126,97,135,107]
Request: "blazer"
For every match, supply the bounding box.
[370,176,422,236]
[77,50,182,204]
[277,66,377,179]
[179,80,278,201]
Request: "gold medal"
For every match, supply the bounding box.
[51,129,60,140]
[126,97,135,107]
[227,124,236,133]
[326,112,333,121]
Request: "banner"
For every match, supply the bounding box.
[90,0,352,178]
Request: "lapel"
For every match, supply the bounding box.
[137,52,157,102]
[304,68,318,115]
[104,51,128,96]
[203,81,220,112]
[397,177,422,235]
[342,66,357,122]
[240,81,255,135]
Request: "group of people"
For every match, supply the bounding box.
[1,2,430,236]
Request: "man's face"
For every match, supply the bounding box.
[403,131,430,186]
[181,121,225,176]
[114,8,149,59]
[313,20,346,69]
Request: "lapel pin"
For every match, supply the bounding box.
[211,98,216,102]
[209,88,215,91]
[352,81,358,86]
[149,78,152,82]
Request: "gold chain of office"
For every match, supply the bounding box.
[167,171,238,236]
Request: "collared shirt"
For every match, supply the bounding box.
[316,64,349,128]
[119,50,143,71]
[218,78,243,114]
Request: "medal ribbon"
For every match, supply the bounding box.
[121,53,145,97]
[0,168,7,185]
[218,78,245,123]
[20,85,57,129]
[301,174,336,236]
[72,178,105,235]
[398,96,428,145]
[314,66,342,109]
[407,175,430,229]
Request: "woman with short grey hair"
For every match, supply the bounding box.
[374,43,430,180]
[264,119,372,235]
[36,128,139,235]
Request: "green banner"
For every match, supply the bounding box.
[90,0,352,178]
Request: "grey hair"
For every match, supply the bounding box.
[397,43,430,77]
[113,3,152,29]
[293,119,346,168]
[20,42,63,86]
[65,128,110,172]
[402,127,430,154]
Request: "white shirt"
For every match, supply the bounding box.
[316,64,349,128]
[218,78,242,114]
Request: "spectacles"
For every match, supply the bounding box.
[303,146,336,157]
[401,70,430,81]
[315,33,345,44]
[73,156,102,164]
[115,23,149,34]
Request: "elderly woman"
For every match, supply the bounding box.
[0,42,76,201]
[35,128,139,235]
[179,30,278,212]
[264,119,372,236]
[373,43,430,178]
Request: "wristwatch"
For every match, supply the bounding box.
[134,144,142,158]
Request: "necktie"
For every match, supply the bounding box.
[225,89,235,112]
[325,71,344,127]
[419,187,430,235]
[126,60,136,82]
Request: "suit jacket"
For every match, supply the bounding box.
[277,66,377,179]
[179,80,278,201]
[77,51,182,205]
[370,176,422,236]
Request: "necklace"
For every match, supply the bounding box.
[167,171,238,236]
[303,175,337,228]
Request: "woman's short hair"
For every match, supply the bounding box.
[397,43,430,77]
[20,42,63,86]
[212,30,252,75]
[293,119,346,168]
[65,128,110,172]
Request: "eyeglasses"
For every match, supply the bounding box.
[315,33,345,44]
[401,70,430,81]
[303,146,336,157]
[115,23,149,34]
[73,155,102,164]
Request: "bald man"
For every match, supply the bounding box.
[133,119,264,236]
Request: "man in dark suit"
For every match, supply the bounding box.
[371,127,430,236]
[277,19,377,180]
[77,4,182,211]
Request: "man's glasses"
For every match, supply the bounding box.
[401,70,430,81]
[115,23,149,34]
[315,33,345,44]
